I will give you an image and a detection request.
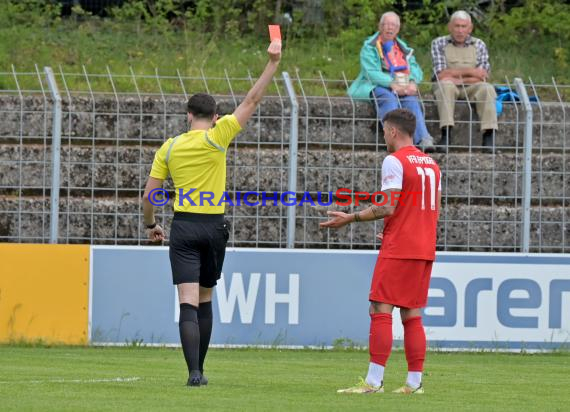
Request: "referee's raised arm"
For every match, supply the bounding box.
[233,40,282,128]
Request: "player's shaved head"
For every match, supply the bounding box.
[383,108,416,138]
[187,93,217,120]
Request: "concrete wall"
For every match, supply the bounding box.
[1,94,568,250]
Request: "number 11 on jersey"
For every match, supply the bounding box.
[416,167,436,211]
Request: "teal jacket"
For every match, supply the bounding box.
[348,33,424,100]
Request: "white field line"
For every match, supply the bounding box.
[91,342,553,353]
[0,376,141,384]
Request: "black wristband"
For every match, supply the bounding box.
[146,222,157,229]
[354,212,360,222]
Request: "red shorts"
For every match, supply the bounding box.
[369,257,434,309]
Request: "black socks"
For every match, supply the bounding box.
[179,301,214,379]
[179,303,200,375]
[198,302,213,374]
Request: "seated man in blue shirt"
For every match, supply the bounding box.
[348,12,434,152]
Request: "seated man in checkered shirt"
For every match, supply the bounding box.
[431,10,497,153]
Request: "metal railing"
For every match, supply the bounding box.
[0,66,568,252]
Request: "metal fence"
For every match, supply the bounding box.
[0,66,568,252]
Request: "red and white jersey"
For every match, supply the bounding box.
[379,146,441,260]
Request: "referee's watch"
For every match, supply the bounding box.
[146,222,157,229]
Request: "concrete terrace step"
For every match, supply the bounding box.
[0,95,568,149]
[1,144,567,201]
[0,196,567,251]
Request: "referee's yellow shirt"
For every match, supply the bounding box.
[149,114,242,214]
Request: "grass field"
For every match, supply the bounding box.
[1,345,569,411]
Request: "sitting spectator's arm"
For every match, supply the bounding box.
[437,67,488,83]
[409,54,423,84]
[360,45,392,88]
[458,74,487,84]
[431,37,447,77]
[406,81,418,95]
[475,38,491,79]
[464,68,488,82]
[391,83,408,95]
[404,53,422,96]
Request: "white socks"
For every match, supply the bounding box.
[365,362,385,387]
[406,371,422,389]
[365,363,422,389]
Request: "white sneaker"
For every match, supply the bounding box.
[337,378,384,394]
[392,383,424,394]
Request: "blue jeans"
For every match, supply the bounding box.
[372,86,430,145]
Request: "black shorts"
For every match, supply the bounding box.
[169,212,230,287]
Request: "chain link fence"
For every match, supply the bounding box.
[0,66,568,251]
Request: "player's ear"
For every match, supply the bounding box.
[187,113,193,126]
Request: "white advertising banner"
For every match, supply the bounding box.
[91,248,570,350]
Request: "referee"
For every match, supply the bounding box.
[142,41,282,387]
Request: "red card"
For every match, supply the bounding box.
[268,25,281,42]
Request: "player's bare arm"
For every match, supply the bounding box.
[320,189,401,229]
